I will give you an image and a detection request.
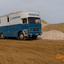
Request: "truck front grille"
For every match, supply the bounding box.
[34,28,38,31]
[29,28,41,32]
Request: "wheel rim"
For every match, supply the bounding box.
[1,34,4,38]
[20,34,24,39]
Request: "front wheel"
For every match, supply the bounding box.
[32,35,38,39]
[18,32,24,40]
[0,33,4,39]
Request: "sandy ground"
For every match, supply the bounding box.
[0,38,64,64]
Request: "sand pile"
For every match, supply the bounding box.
[40,30,64,40]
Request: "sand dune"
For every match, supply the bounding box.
[42,23,64,33]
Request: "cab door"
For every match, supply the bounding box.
[22,18,28,30]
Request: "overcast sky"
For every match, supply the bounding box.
[0,0,64,24]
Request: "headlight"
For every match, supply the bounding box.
[36,33,38,35]
[30,33,32,35]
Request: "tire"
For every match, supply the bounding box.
[0,33,4,39]
[32,35,37,39]
[18,32,24,40]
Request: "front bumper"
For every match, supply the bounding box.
[28,32,42,36]
[23,28,42,36]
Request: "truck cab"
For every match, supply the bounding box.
[19,11,42,40]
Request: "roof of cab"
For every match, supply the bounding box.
[0,10,39,18]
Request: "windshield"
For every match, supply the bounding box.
[28,17,41,24]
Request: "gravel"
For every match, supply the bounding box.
[39,30,64,40]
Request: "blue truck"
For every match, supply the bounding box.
[0,11,42,40]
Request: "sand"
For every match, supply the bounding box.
[39,30,64,40]
[0,39,64,64]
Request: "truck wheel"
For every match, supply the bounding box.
[32,35,37,39]
[1,33,4,39]
[18,32,24,40]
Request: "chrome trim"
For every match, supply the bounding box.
[23,29,28,36]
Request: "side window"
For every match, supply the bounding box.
[7,17,9,22]
[23,18,27,23]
